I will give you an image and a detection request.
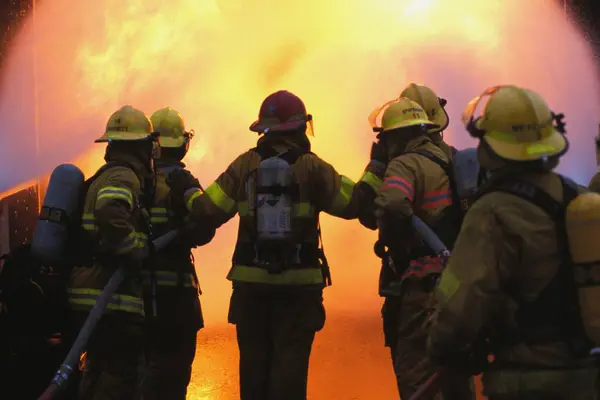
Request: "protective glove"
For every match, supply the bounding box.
[166,169,202,214]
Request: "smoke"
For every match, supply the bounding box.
[0,0,598,321]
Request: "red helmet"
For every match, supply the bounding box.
[249,90,314,136]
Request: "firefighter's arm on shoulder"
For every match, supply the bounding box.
[316,157,384,221]
[184,155,243,229]
[374,157,416,246]
[427,203,514,365]
[94,168,148,261]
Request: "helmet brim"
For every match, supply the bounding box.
[483,129,568,161]
[383,119,440,132]
[95,131,152,143]
[249,119,312,136]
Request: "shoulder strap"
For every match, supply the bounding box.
[486,176,577,223]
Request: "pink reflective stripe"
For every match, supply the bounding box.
[422,189,452,209]
[400,256,445,279]
[382,176,414,200]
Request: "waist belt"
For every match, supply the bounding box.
[141,270,198,289]
[234,242,320,271]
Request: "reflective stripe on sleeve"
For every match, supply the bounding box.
[150,207,169,224]
[329,176,356,215]
[82,213,96,232]
[204,183,236,214]
[97,186,134,209]
[185,188,204,211]
[68,288,144,315]
[360,171,383,193]
[381,176,414,201]
[422,189,452,209]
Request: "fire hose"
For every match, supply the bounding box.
[37,230,179,400]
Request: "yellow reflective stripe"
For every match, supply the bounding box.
[228,265,324,285]
[437,269,460,301]
[81,213,96,231]
[141,271,197,288]
[67,288,144,315]
[97,186,134,209]
[238,201,314,217]
[205,183,236,214]
[116,231,148,254]
[329,176,355,215]
[360,171,383,193]
[150,207,169,224]
[185,189,203,211]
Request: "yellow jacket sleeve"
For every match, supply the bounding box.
[310,156,383,221]
[427,197,515,359]
[185,154,244,228]
[94,166,148,256]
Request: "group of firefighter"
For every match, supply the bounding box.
[63,81,600,400]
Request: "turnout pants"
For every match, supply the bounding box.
[228,286,326,400]
[74,312,143,400]
[139,283,203,400]
[382,279,473,400]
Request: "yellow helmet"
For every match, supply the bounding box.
[369,97,439,133]
[150,107,193,148]
[400,83,449,134]
[462,85,568,162]
[95,105,154,143]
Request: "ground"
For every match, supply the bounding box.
[187,312,484,400]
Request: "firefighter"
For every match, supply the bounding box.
[399,82,456,159]
[138,107,215,400]
[370,98,473,399]
[68,105,157,400]
[427,85,598,399]
[166,90,383,400]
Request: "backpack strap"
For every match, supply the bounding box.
[253,145,310,164]
[406,149,463,213]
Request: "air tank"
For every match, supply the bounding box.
[31,164,85,264]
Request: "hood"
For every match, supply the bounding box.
[104,142,154,180]
[155,160,186,175]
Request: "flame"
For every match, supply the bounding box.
[0,0,599,397]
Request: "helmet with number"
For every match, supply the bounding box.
[250,90,314,136]
[95,105,154,143]
[150,107,193,150]
[462,85,568,162]
[400,83,449,134]
[369,97,439,134]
